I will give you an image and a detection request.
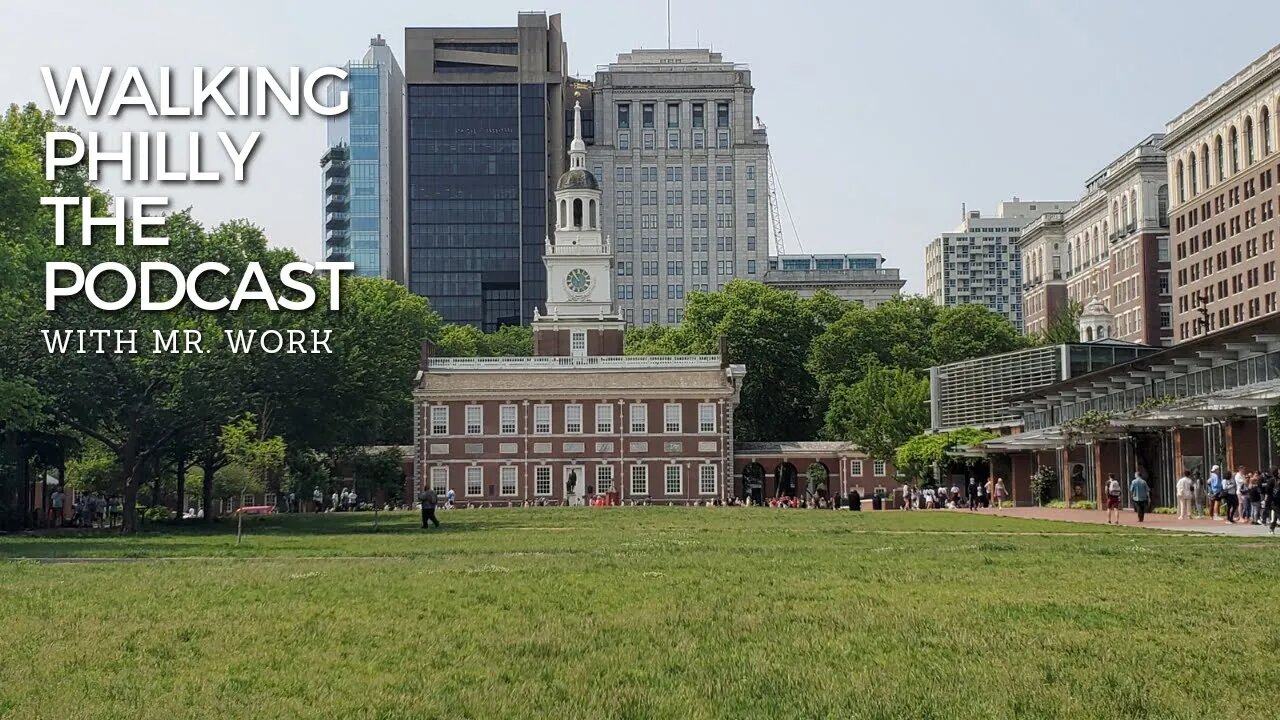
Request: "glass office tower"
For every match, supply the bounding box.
[322,35,405,282]
[404,12,567,330]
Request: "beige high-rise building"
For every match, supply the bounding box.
[1020,134,1173,345]
[1164,44,1280,342]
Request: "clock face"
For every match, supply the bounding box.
[566,268,592,296]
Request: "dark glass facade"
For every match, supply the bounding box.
[407,83,549,330]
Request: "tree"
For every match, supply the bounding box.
[219,414,285,544]
[895,428,997,484]
[1033,300,1084,346]
[627,281,822,441]
[824,359,930,463]
[807,296,939,398]
[930,304,1028,366]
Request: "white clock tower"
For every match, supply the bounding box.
[533,99,626,358]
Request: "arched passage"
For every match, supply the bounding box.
[805,462,830,499]
[773,462,798,498]
[741,462,765,505]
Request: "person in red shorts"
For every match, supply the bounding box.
[1105,473,1123,525]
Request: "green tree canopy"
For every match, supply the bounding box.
[823,359,930,462]
[895,428,998,483]
[1032,300,1084,346]
[931,304,1028,366]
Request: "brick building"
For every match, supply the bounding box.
[411,104,892,505]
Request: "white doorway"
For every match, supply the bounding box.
[564,466,586,506]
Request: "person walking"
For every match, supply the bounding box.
[312,487,323,513]
[330,491,339,512]
[1246,474,1263,524]
[50,488,65,528]
[994,478,1007,508]
[419,485,440,529]
[1105,474,1123,525]
[1191,469,1205,518]
[1130,471,1151,524]
[1267,469,1280,535]
[1221,468,1239,524]
[966,478,978,511]
[1175,469,1194,520]
[446,487,456,510]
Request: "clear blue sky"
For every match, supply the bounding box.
[3,0,1279,293]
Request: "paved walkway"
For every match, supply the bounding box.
[979,506,1277,537]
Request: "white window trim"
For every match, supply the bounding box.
[499,404,518,435]
[430,466,448,495]
[596,465,614,493]
[874,460,887,477]
[565,403,584,434]
[499,466,518,497]
[698,464,718,495]
[465,405,483,436]
[465,466,483,497]
[595,404,614,434]
[630,465,649,496]
[664,403,682,434]
[698,403,716,433]
[534,466,552,496]
[665,464,683,495]
[430,406,448,436]
[534,404,552,435]
[570,330,587,358]
[630,403,648,434]
[850,460,863,476]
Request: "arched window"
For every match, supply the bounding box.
[1200,144,1210,188]
[1086,326,1094,342]
[1066,242,1073,272]
[1215,135,1224,181]
[1122,194,1130,228]
[588,199,597,229]
[1129,195,1137,230]
[1112,201,1120,233]
[1245,117,1255,165]
[1190,152,1199,195]
[1263,106,1273,156]
[1176,161,1186,203]
[573,198,583,228]
[1157,184,1168,225]
[1102,220,1109,245]
[559,199,567,228]
[1229,126,1240,174]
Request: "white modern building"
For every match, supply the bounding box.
[587,49,770,326]
[924,199,1074,331]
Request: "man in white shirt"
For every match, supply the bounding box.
[1175,469,1194,520]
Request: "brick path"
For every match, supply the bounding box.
[978,505,1276,537]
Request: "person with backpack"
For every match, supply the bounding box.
[1105,474,1123,525]
[419,485,440,530]
[1207,466,1223,520]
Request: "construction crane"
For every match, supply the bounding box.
[757,116,802,256]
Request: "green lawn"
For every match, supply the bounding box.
[1,508,1277,719]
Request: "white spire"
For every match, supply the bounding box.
[569,100,586,169]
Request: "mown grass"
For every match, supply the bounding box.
[1,508,1278,719]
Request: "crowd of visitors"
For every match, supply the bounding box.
[1175,464,1280,532]
[898,477,1007,511]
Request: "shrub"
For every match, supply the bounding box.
[1071,501,1096,510]
[140,506,173,523]
[1153,506,1177,515]
[1030,467,1057,506]
[1046,500,1068,509]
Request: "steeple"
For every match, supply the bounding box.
[569,100,587,170]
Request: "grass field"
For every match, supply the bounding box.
[2,508,1279,719]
